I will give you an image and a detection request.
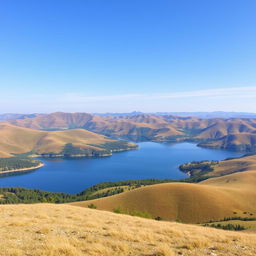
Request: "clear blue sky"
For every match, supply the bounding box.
[0,0,255,113]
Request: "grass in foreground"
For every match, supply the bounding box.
[0,204,256,256]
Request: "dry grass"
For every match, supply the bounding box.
[203,154,256,177]
[72,152,256,220]
[0,204,256,256]
[71,168,256,224]
[0,123,121,157]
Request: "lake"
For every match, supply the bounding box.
[0,142,242,194]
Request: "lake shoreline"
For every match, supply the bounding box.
[0,142,243,193]
[0,162,44,176]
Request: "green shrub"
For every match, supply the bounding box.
[113,207,151,219]
[88,203,97,209]
[204,223,246,231]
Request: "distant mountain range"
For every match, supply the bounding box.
[96,111,256,119]
[1,111,256,120]
[155,111,256,119]
[3,111,256,152]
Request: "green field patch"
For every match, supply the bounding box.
[113,207,152,219]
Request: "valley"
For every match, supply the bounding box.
[2,0,256,254]
[0,113,256,255]
[0,142,241,193]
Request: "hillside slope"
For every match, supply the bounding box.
[199,133,256,151]
[0,123,136,157]
[9,112,184,141]
[71,168,256,224]
[0,204,256,256]
[203,154,256,177]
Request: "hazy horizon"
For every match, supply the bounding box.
[1,110,256,117]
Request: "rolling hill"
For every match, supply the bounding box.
[199,133,256,151]
[8,112,184,141]
[0,203,256,256]
[7,112,256,151]
[204,154,256,177]
[0,123,136,158]
[71,156,256,224]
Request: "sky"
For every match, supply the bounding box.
[0,0,255,113]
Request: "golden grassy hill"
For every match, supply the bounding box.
[9,112,94,130]
[1,203,256,256]
[203,154,256,177]
[195,119,256,139]
[9,112,184,140]
[199,133,256,151]
[71,167,256,224]
[9,112,173,129]
[0,123,132,157]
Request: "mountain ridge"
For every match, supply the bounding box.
[7,112,256,152]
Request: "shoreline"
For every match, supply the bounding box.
[0,162,44,175]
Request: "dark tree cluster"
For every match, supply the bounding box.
[204,223,246,231]
[0,172,212,204]
[0,158,41,172]
[179,160,219,176]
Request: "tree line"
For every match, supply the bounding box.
[0,158,41,172]
[0,165,215,204]
[203,223,246,231]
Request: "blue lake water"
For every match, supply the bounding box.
[0,142,242,194]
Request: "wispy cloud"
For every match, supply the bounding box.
[61,86,256,102]
[1,86,255,113]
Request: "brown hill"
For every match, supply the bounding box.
[71,163,256,223]
[1,203,256,256]
[9,112,94,130]
[195,119,256,139]
[0,123,135,157]
[9,112,184,141]
[199,133,256,151]
[203,154,256,177]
